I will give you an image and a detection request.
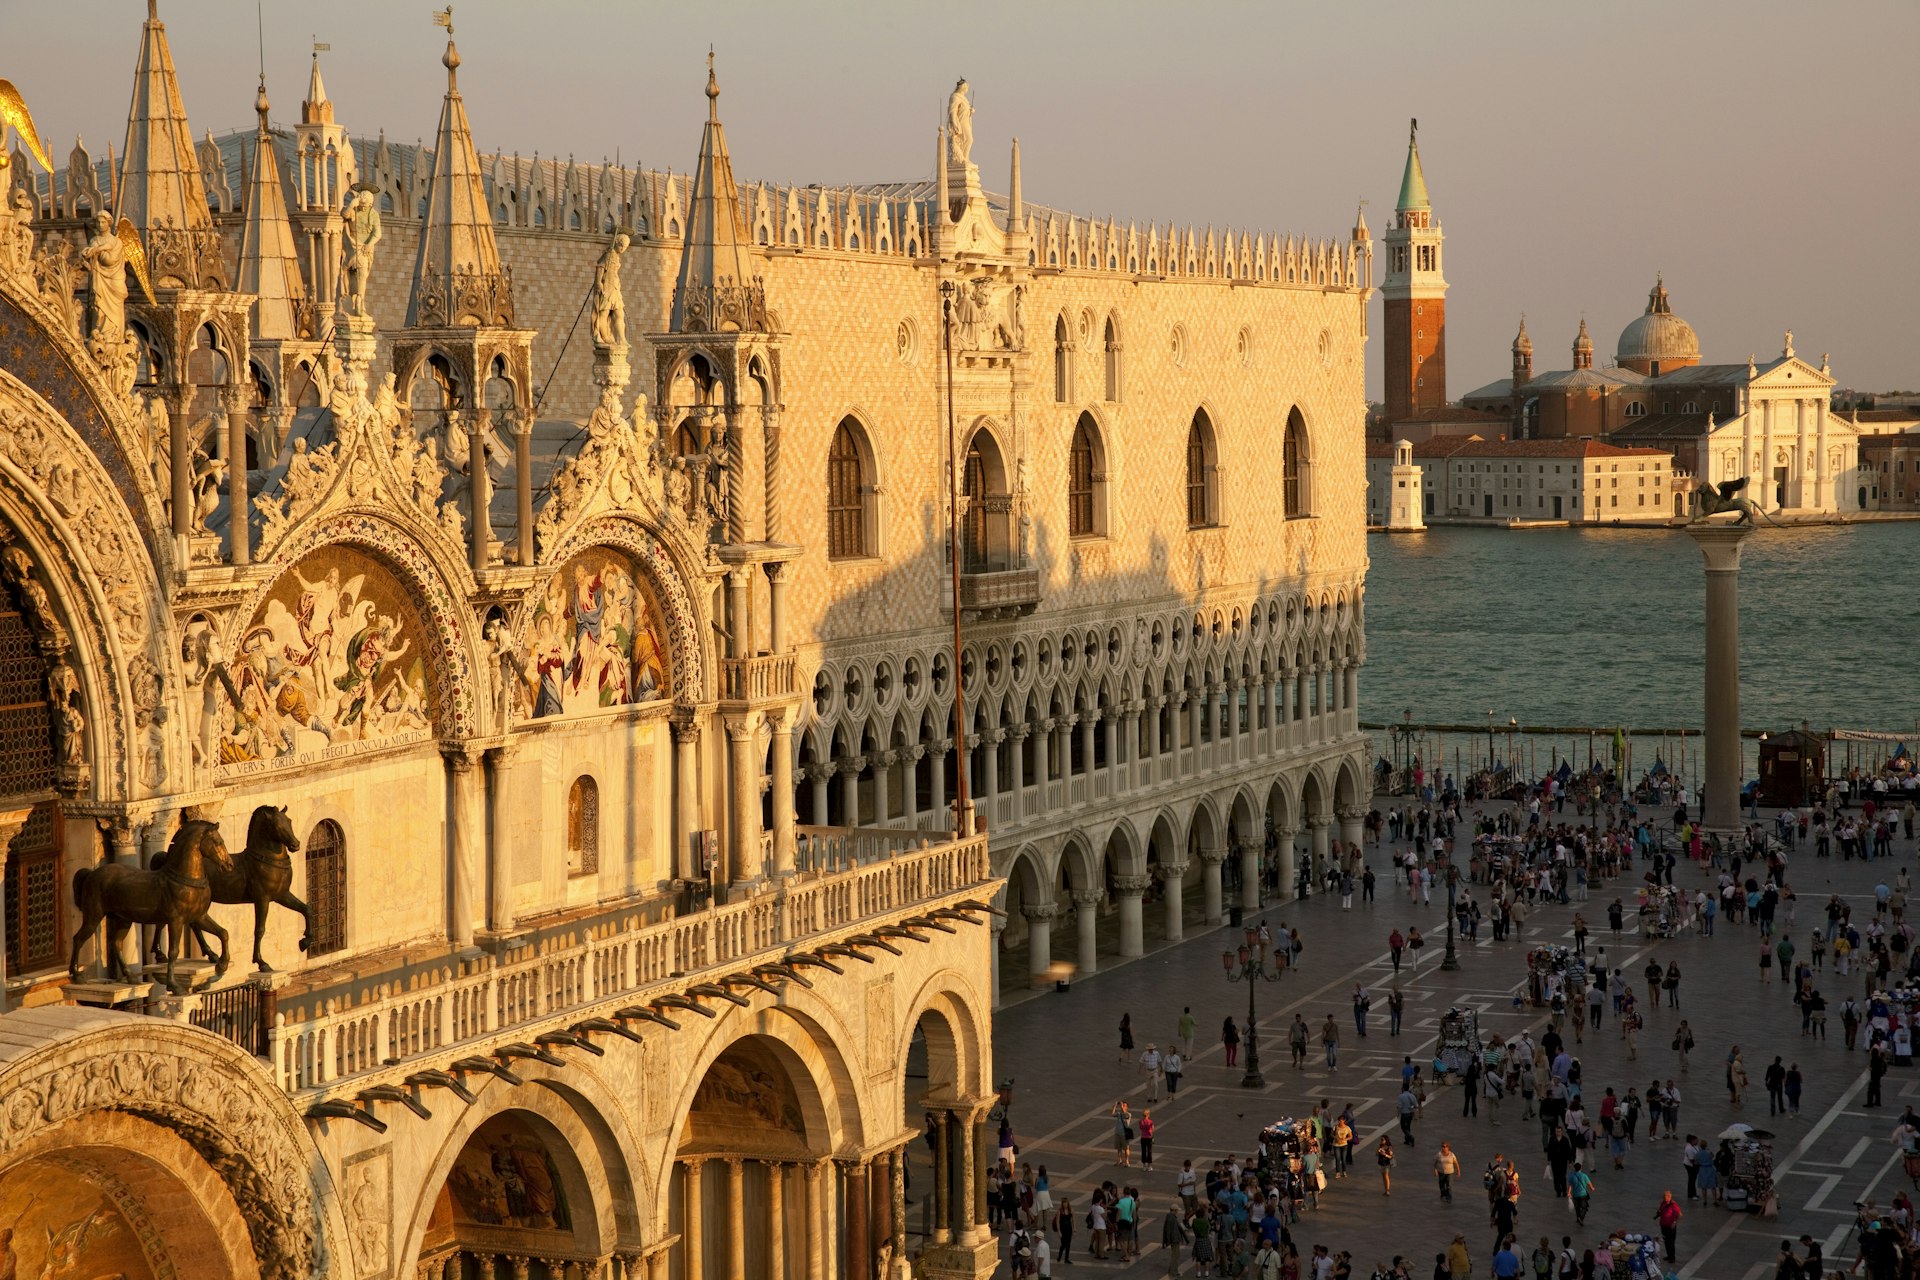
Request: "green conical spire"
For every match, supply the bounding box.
[1396,118,1430,213]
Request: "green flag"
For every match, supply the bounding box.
[1612,727,1626,764]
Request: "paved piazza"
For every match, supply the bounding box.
[968,797,1910,1279]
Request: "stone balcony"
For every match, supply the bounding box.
[718,651,800,704]
[267,829,994,1106]
[958,565,1041,619]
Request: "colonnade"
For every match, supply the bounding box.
[413,1252,659,1279]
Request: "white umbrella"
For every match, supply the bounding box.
[1716,1124,1754,1141]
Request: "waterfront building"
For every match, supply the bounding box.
[1366,437,1672,525]
[0,7,1371,1277]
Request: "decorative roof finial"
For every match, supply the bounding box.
[433,6,458,82]
[707,47,719,120]
[1782,329,1794,359]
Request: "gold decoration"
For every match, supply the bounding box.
[0,78,52,172]
[115,216,155,305]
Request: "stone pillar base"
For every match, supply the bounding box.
[916,1237,1000,1280]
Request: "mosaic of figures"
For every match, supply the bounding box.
[0,1163,159,1280]
[439,1115,573,1234]
[189,546,436,769]
[517,548,668,722]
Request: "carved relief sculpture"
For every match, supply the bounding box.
[590,232,629,350]
[341,189,382,318]
[77,212,127,351]
[947,79,973,167]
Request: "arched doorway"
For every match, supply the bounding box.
[671,1036,848,1280]
[417,1111,596,1276]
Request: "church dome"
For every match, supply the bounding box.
[1615,274,1699,374]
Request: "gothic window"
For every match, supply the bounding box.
[1103,316,1122,402]
[827,418,874,559]
[1625,401,1646,418]
[1054,316,1074,404]
[1186,409,1218,528]
[1283,408,1313,518]
[1068,413,1104,538]
[961,428,1013,572]
[567,776,600,877]
[0,597,58,977]
[305,819,347,956]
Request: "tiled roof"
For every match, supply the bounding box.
[1447,439,1669,460]
[1366,436,1487,460]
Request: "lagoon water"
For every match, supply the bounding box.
[1360,523,1917,740]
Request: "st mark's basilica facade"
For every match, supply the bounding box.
[0,6,1371,1278]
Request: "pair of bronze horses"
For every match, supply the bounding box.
[68,804,310,993]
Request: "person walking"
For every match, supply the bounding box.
[1726,1047,1747,1109]
[1390,927,1406,974]
[1119,1013,1135,1064]
[1655,1190,1683,1263]
[1398,1083,1421,1145]
[1867,1044,1888,1108]
[1112,1102,1134,1166]
[1764,1056,1786,1116]
[1568,1162,1593,1225]
[1462,1054,1481,1117]
[1141,1044,1164,1103]
[1672,1020,1695,1073]
[1377,1135,1396,1196]
[1783,1063,1803,1118]
[1354,983,1372,1038]
[1053,1197,1075,1266]
[1139,1110,1156,1170]
[1389,987,1406,1037]
[1223,1016,1240,1067]
[1434,1142,1460,1202]
[1164,1049,1184,1099]
[1663,961,1681,1008]
[1178,1007,1197,1061]
[1323,1014,1341,1069]
[1290,1015,1310,1069]
[1448,1234,1472,1280]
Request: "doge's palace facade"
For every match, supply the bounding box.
[0,6,1369,1279]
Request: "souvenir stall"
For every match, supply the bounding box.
[1865,989,1920,1063]
[1716,1125,1776,1215]
[1527,945,1588,1007]
[1435,1008,1482,1078]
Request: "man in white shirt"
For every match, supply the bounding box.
[1033,1233,1052,1278]
[1141,1044,1163,1102]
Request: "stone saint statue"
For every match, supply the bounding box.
[947,79,973,167]
[79,211,127,348]
[341,189,382,318]
[591,232,630,349]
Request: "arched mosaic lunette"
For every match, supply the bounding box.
[537,514,709,705]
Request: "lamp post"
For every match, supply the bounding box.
[1508,717,1518,777]
[1440,861,1462,971]
[1223,925,1283,1088]
[1485,709,1496,772]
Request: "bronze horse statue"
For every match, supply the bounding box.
[71,818,232,994]
[154,803,309,972]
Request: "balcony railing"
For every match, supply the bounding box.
[719,652,799,703]
[271,830,993,1101]
[958,565,1041,617]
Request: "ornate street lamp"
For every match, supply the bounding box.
[1440,860,1462,971]
[1222,926,1282,1088]
[1486,709,1496,772]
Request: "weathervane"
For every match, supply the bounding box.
[432,5,453,37]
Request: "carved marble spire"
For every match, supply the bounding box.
[114,0,213,237]
[670,54,762,333]
[405,21,511,327]
[238,76,306,340]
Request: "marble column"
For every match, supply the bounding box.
[1688,521,1753,837]
[989,914,1006,1006]
[484,743,518,933]
[725,715,760,889]
[841,759,861,826]
[1072,890,1102,975]
[806,1160,830,1280]
[514,422,534,567]
[683,1159,704,1280]
[1022,903,1055,985]
[931,1111,952,1244]
[971,1111,990,1236]
[889,1146,907,1264]
[726,1158,747,1279]
[844,1160,870,1280]
[168,391,192,539]
[1240,839,1261,911]
[725,569,748,658]
[1199,846,1225,924]
[1113,874,1149,957]
[108,817,141,973]
[768,1161,786,1280]
[771,710,796,875]
[1161,861,1189,942]
[444,746,481,947]
[1815,397,1830,509]
[467,414,493,572]
[671,716,699,882]
[930,743,947,823]
[873,750,893,825]
[222,391,250,563]
[1274,826,1298,903]
[1337,808,1364,866]
[1308,818,1331,889]
[809,763,833,829]
[1079,713,1096,780]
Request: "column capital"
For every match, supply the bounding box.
[1271,825,1298,839]
[1307,815,1332,830]
[1158,860,1192,879]
[440,742,484,771]
[1113,873,1152,896]
[1685,519,1754,571]
[486,740,522,769]
[1019,903,1057,924]
[1196,844,1228,866]
[1335,806,1364,822]
[1071,889,1105,908]
[722,713,760,741]
[670,707,700,744]
[0,805,36,853]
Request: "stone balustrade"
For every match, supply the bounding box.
[271,830,992,1100]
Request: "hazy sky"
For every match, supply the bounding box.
[12,1,1916,393]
